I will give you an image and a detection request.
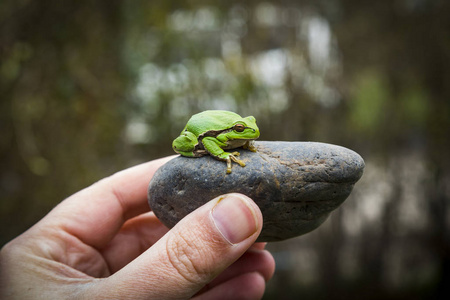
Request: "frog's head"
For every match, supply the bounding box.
[228,116,260,140]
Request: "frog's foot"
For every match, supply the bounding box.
[244,140,257,152]
[226,152,246,174]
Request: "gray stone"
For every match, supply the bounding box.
[148,141,364,242]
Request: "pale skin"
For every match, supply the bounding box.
[0,156,275,299]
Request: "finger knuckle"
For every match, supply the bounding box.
[164,230,216,285]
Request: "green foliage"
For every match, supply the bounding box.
[400,84,429,127]
[350,70,389,135]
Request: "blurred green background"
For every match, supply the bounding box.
[1,0,449,299]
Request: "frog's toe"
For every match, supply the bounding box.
[230,154,246,167]
[244,141,258,152]
[231,151,240,156]
[226,157,232,173]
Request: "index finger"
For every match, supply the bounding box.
[41,156,175,249]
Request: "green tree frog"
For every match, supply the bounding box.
[172,110,260,174]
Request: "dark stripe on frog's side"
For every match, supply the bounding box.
[198,128,233,139]
[185,128,234,157]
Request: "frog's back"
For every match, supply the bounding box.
[185,110,241,136]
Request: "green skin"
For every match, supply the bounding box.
[172,110,260,174]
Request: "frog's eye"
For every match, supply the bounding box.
[234,124,246,132]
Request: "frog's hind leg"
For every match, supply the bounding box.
[172,131,198,154]
[174,150,208,157]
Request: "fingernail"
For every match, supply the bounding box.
[211,194,259,245]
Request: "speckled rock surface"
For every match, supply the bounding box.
[148,141,364,242]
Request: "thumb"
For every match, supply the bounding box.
[96,193,263,299]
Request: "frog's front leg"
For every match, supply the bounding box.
[202,137,245,174]
[223,151,247,174]
[243,140,257,152]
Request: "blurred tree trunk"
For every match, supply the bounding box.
[334,1,450,297]
[0,0,128,244]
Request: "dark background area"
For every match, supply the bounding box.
[1,0,449,299]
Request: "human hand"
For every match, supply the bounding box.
[0,157,275,299]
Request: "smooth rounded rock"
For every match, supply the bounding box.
[148,141,364,242]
